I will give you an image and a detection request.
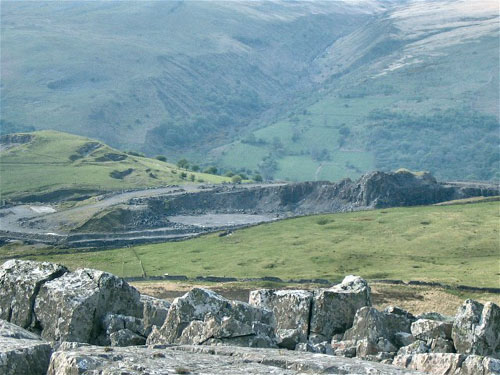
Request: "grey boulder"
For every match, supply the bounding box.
[460,355,500,375]
[393,353,466,374]
[140,294,170,336]
[0,319,43,341]
[0,259,67,329]
[0,319,52,375]
[452,300,500,358]
[411,319,452,341]
[343,306,413,345]
[147,287,277,348]
[249,289,312,349]
[34,268,142,344]
[109,328,146,346]
[393,353,500,375]
[309,275,371,342]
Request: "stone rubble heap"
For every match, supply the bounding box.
[0,259,498,375]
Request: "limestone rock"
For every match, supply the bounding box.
[331,339,357,357]
[103,312,145,337]
[385,306,416,321]
[249,289,312,349]
[393,353,467,374]
[357,337,398,358]
[429,337,454,353]
[295,340,333,355]
[109,328,146,346]
[394,332,416,348]
[343,306,413,345]
[460,355,500,375]
[140,294,170,336]
[47,343,424,374]
[34,268,142,344]
[0,259,67,329]
[411,319,452,341]
[148,288,277,348]
[417,312,454,323]
[0,319,42,341]
[0,337,52,375]
[452,300,500,358]
[397,340,429,356]
[309,275,371,342]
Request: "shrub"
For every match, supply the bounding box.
[204,166,218,175]
[177,158,189,169]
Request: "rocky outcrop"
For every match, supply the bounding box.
[411,319,453,341]
[2,260,499,374]
[102,313,146,346]
[0,319,52,375]
[249,289,313,349]
[310,275,372,343]
[132,171,500,219]
[140,294,170,336]
[393,353,500,375]
[343,306,413,345]
[0,319,44,341]
[47,343,423,375]
[148,288,277,348]
[0,260,67,329]
[248,275,371,349]
[34,268,142,344]
[452,300,500,359]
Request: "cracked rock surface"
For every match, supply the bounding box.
[0,319,52,375]
[47,344,424,375]
[0,259,67,329]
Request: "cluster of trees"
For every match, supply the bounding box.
[367,109,499,181]
[174,157,263,183]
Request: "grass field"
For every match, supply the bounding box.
[15,201,500,288]
[0,130,229,200]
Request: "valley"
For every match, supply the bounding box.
[2,0,498,181]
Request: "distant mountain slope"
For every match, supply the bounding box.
[217,0,500,181]
[0,1,375,150]
[0,131,228,202]
[1,0,498,182]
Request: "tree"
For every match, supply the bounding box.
[253,174,263,182]
[191,165,200,172]
[231,175,242,184]
[180,172,187,179]
[155,155,167,162]
[204,166,218,175]
[189,174,195,182]
[177,158,189,169]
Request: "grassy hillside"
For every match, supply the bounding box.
[2,1,498,182]
[16,201,500,288]
[0,131,229,201]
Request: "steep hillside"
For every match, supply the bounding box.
[0,131,228,202]
[1,0,498,181]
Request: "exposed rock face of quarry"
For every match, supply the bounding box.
[1,259,499,375]
[1,170,498,248]
[144,170,499,217]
